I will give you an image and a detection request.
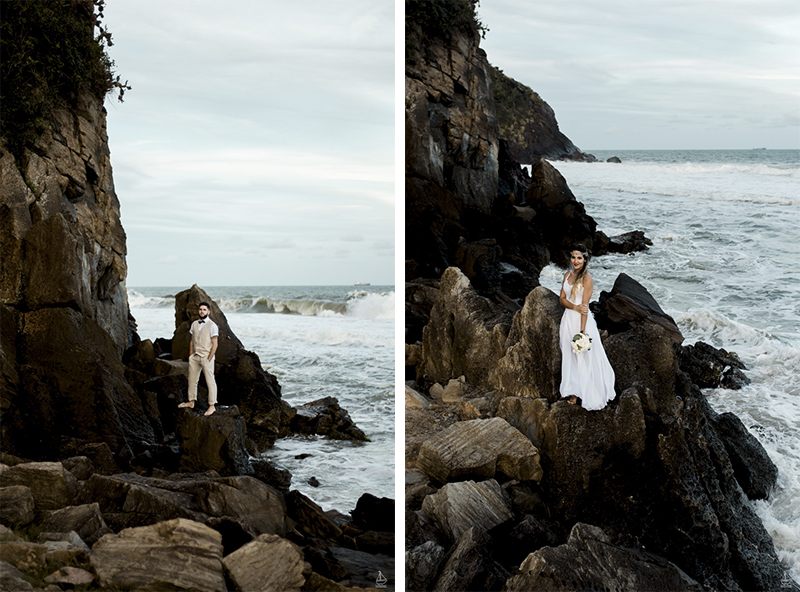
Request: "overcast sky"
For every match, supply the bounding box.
[103,1,394,287]
[478,0,800,151]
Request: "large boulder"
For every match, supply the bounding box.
[421,479,513,543]
[415,417,542,485]
[223,534,305,592]
[712,412,777,500]
[493,286,563,401]
[432,526,509,592]
[40,503,110,546]
[176,406,252,476]
[594,273,683,343]
[406,541,446,592]
[0,486,34,527]
[503,523,703,591]
[676,341,749,389]
[290,397,369,441]
[90,518,226,592]
[4,307,154,461]
[524,159,598,263]
[0,461,77,512]
[421,267,514,387]
[75,473,287,536]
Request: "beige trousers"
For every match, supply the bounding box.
[188,353,217,405]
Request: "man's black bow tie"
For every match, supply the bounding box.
[198,320,205,324]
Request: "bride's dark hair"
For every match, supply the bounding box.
[569,243,591,299]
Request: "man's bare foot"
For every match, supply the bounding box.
[203,405,216,416]
[178,402,194,409]
[566,395,578,405]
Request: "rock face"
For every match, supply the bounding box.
[415,417,542,484]
[0,462,77,512]
[90,518,226,592]
[503,523,703,592]
[490,67,582,163]
[223,534,305,592]
[421,479,513,542]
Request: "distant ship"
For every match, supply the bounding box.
[354,282,371,286]
[752,147,766,150]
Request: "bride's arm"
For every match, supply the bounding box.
[559,273,578,311]
[580,275,594,332]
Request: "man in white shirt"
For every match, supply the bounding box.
[178,302,218,416]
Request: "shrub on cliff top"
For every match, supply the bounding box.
[406,0,488,64]
[0,0,130,159]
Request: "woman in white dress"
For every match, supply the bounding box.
[558,244,616,410]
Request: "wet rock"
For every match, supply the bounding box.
[250,457,292,492]
[503,523,703,591]
[0,486,34,527]
[91,518,226,592]
[406,509,447,551]
[603,230,652,254]
[0,541,47,573]
[40,503,111,546]
[594,273,683,343]
[495,514,565,569]
[205,516,255,556]
[494,286,563,402]
[60,456,94,481]
[44,566,94,587]
[416,417,542,485]
[676,340,749,389]
[713,412,778,500]
[406,471,437,512]
[454,238,503,293]
[421,267,514,387]
[352,493,395,533]
[290,397,369,442]
[406,281,441,344]
[406,541,446,592]
[223,533,305,592]
[355,530,394,555]
[286,490,343,541]
[327,546,394,590]
[607,156,622,163]
[0,461,77,511]
[176,405,252,476]
[421,479,513,543]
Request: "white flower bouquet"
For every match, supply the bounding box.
[571,332,592,354]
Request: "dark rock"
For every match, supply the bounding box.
[285,490,343,541]
[251,457,292,492]
[40,503,111,547]
[676,340,749,389]
[223,533,305,592]
[406,509,446,552]
[5,307,155,461]
[0,486,34,527]
[355,530,394,555]
[75,472,287,536]
[302,546,348,582]
[432,526,509,592]
[205,516,256,556]
[713,412,777,500]
[406,281,441,344]
[60,456,94,481]
[454,238,503,294]
[0,558,34,592]
[603,230,652,254]
[606,156,622,163]
[176,405,252,476]
[494,287,563,402]
[406,541,446,592]
[422,480,514,543]
[421,267,514,387]
[327,546,394,590]
[406,471,437,512]
[308,476,320,487]
[492,514,564,569]
[594,273,683,343]
[503,523,703,591]
[351,493,394,532]
[525,159,599,264]
[289,397,369,442]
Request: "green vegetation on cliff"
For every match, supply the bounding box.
[405,0,487,63]
[490,66,543,143]
[0,0,129,158]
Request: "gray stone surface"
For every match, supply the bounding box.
[421,479,513,542]
[223,533,305,592]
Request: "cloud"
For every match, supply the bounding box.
[342,233,365,242]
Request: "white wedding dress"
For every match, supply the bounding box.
[559,276,616,410]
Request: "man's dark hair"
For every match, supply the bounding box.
[198,302,210,308]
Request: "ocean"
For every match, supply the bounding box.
[128,285,395,515]
[535,149,800,581]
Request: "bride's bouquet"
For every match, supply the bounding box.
[571,332,592,354]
